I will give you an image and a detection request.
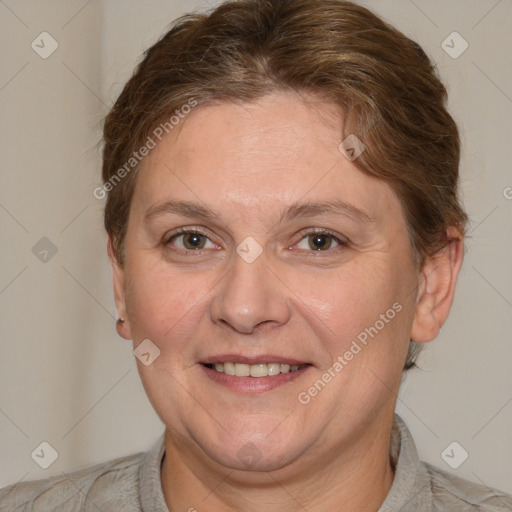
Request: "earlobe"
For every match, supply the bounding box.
[410,228,464,343]
[107,236,132,340]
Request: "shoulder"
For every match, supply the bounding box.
[386,415,511,512]
[0,450,146,512]
[423,461,512,511]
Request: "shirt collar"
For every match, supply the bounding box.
[378,414,432,511]
[139,431,168,511]
[138,414,428,512]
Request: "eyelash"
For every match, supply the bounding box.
[164,227,348,257]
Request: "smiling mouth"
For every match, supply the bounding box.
[203,362,310,377]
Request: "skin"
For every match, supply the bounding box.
[109,91,464,512]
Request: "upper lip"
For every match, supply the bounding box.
[200,354,310,366]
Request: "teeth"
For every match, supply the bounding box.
[207,362,307,377]
[280,364,290,373]
[249,364,268,377]
[267,363,281,376]
[224,362,235,376]
[235,363,250,377]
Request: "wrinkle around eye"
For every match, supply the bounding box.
[163,231,349,262]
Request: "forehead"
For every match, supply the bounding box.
[132,92,401,225]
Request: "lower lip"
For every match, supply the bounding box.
[200,364,311,393]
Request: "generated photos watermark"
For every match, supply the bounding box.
[93,97,198,200]
[298,301,403,405]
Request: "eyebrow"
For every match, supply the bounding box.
[143,198,375,226]
[144,200,222,225]
[280,199,374,224]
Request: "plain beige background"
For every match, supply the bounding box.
[1,0,511,497]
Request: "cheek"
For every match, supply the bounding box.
[304,260,400,330]
[295,257,412,370]
[124,258,211,345]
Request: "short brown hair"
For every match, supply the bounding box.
[101,0,468,369]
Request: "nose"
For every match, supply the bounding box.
[209,249,292,335]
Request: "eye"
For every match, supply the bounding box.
[295,230,345,251]
[165,228,219,253]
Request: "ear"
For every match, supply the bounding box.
[107,236,132,340]
[410,227,464,343]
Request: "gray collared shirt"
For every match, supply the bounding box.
[1,414,510,511]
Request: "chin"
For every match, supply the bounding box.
[188,420,309,473]
[208,440,304,473]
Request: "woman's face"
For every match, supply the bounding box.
[114,92,422,472]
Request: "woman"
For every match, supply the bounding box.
[1,0,511,510]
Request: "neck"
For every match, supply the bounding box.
[161,410,396,512]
